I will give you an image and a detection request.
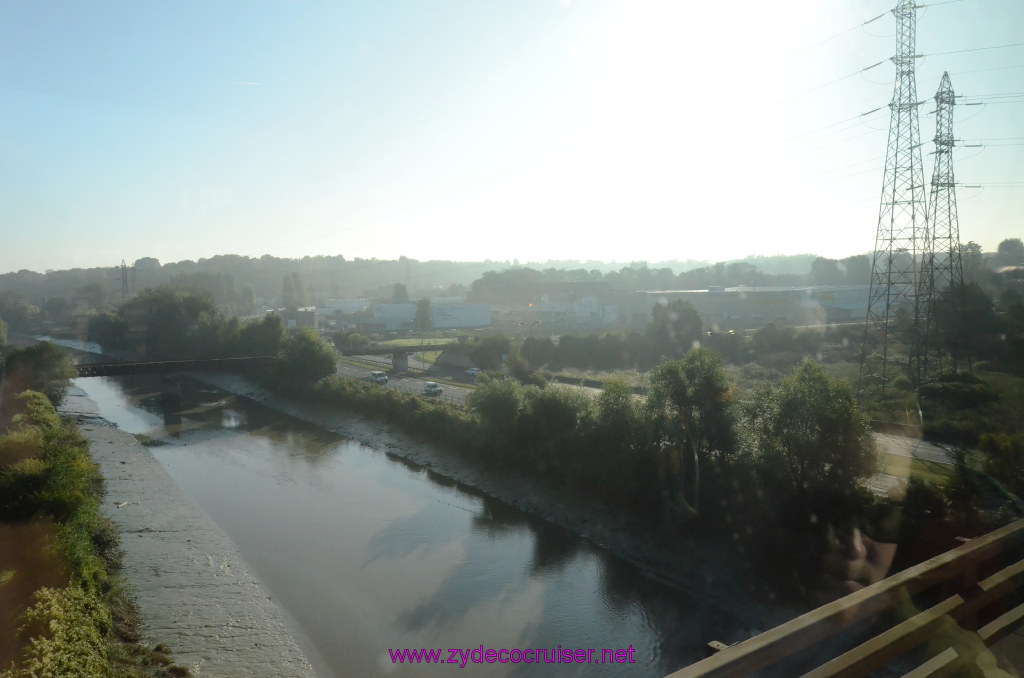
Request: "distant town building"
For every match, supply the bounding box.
[277,307,316,329]
[366,300,491,331]
[622,286,870,329]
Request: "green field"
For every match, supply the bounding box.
[881,452,952,486]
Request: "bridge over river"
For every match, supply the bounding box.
[74,356,277,377]
[74,343,463,377]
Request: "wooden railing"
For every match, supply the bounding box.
[668,518,1024,677]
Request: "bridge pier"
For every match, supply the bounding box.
[391,350,409,371]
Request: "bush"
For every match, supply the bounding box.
[979,433,1024,497]
[5,586,112,678]
[919,371,997,409]
[0,457,49,520]
[274,328,337,388]
[2,343,76,407]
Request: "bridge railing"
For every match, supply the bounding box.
[667,517,1024,677]
[75,356,276,378]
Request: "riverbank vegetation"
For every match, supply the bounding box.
[0,384,190,676]
[304,350,890,599]
[70,284,1024,602]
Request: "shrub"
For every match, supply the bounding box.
[274,328,337,388]
[2,343,76,407]
[5,586,111,678]
[0,457,49,520]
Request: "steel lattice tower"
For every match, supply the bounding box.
[920,71,965,374]
[861,0,932,391]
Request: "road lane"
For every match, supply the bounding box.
[872,432,953,466]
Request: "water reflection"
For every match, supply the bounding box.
[73,374,744,677]
[82,374,340,462]
[160,376,182,427]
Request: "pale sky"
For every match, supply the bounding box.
[1,0,1021,274]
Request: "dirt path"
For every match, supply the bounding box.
[62,385,321,678]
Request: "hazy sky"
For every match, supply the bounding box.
[1,0,1022,274]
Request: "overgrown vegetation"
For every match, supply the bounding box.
[0,389,190,677]
[301,348,893,601]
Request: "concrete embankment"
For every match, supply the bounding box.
[61,385,320,678]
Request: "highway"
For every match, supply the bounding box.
[872,432,953,466]
[336,355,475,403]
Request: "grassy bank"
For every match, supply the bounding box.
[0,390,190,678]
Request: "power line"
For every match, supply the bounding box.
[949,63,1024,77]
[796,12,889,53]
[796,59,891,98]
[925,40,1024,57]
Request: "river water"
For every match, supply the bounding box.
[72,372,740,677]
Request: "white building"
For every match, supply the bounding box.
[369,300,492,330]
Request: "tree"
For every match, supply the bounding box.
[521,336,556,369]
[276,328,337,387]
[74,283,108,311]
[237,314,286,356]
[43,297,73,326]
[414,298,432,332]
[646,299,702,359]
[282,275,299,310]
[648,348,735,467]
[2,341,77,406]
[241,286,255,313]
[931,282,999,364]
[809,257,841,285]
[291,272,306,307]
[0,292,38,333]
[647,348,736,517]
[0,316,6,348]
[118,287,222,359]
[960,241,986,285]
[555,334,599,369]
[744,361,876,508]
[995,238,1024,267]
[467,376,523,438]
[979,433,1024,497]
[392,283,409,304]
[86,311,129,352]
[468,334,510,370]
[592,378,647,483]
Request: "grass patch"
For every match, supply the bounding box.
[540,367,650,390]
[881,452,952,486]
[414,350,442,364]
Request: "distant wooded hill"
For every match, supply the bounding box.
[0,251,867,320]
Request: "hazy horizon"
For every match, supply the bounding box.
[2,1,1021,274]
[0,249,870,279]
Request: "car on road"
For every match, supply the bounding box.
[370,371,389,384]
[464,367,481,377]
[423,382,443,396]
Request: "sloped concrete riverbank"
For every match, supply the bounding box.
[62,385,321,677]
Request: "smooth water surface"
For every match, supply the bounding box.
[74,374,738,677]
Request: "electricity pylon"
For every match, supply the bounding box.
[861,0,932,393]
[920,71,966,375]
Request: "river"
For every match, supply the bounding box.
[71,372,741,677]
